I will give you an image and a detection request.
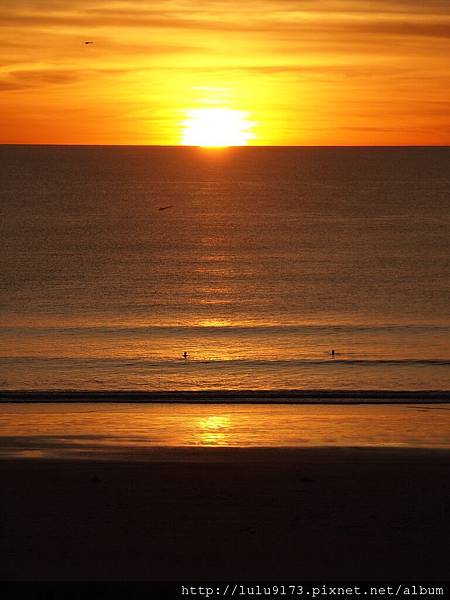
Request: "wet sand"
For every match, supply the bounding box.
[0,447,449,581]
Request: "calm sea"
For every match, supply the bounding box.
[1,146,449,392]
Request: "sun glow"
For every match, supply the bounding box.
[181,108,255,147]
[196,415,231,446]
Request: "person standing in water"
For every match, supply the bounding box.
[183,351,189,360]
[331,349,335,358]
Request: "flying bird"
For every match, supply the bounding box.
[158,205,173,211]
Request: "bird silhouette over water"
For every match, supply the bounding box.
[158,205,173,211]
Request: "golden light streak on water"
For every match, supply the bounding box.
[196,415,231,446]
[0,404,449,460]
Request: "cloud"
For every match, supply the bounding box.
[0,67,132,92]
[0,69,80,91]
[1,2,449,41]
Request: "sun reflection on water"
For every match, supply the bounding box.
[196,415,231,446]
[0,404,449,458]
[198,319,232,327]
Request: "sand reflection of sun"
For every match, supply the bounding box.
[196,415,230,446]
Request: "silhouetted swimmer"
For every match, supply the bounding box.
[183,351,188,360]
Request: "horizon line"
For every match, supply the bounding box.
[1,143,449,149]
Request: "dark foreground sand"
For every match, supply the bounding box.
[0,447,449,581]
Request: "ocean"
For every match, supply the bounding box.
[1,145,449,392]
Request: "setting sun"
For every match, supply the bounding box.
[181,108,255,147]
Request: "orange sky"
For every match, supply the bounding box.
[1,0,449,145]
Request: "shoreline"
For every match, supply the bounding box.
[1,445,450,463]
[2,404,449,456]
[1,389,450,403]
